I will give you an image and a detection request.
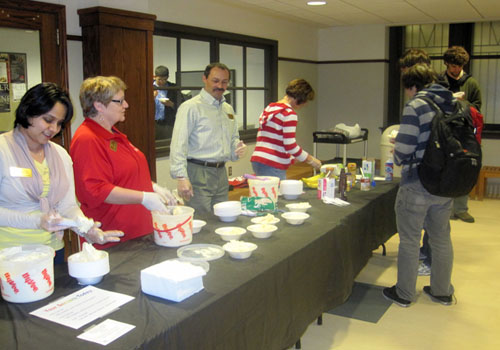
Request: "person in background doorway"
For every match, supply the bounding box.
[154,65,181,140]
[250,78,321,180]
[170,62,246,214]
[71,76,176,249]
[0,83,123,261]
[383,64,455,307]
[439,46,482,223]
[399,48,431,71]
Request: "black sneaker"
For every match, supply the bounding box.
[383,286,411,307]
[455,212,475,223]
[423,286,453,306]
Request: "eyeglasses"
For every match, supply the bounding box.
[111,98,126,105]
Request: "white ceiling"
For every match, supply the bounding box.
[216,0,500,28]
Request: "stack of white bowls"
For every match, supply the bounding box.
[213,201,242,222]
[280,180,303,200]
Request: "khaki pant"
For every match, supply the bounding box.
[186,162,228,215]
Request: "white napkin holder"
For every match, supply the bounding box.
[141,260,206,302]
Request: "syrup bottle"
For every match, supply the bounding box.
[339,168,347,201]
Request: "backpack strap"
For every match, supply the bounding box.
[407,96,442,169]
[416,95,442,116]
[418,96,474,128]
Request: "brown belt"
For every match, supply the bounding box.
[187,158,225,168]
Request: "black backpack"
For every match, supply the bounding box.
[416,97,482,198]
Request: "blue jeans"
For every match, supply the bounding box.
[251,161,287,180]
[420,232,432,266]
[54,248,65,264]
[395,179,454,300]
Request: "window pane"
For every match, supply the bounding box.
[153,36,178,141]
[153,36,177,83]
[220,44,243,88]
[247,48,265,87]
[233,90,244,129]
[246,90,265,130]
[405,24,448,57]
[473,21,500,124]
[179,39,210,99]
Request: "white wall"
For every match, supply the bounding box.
[318,25,388,61]
[316,25,389,162]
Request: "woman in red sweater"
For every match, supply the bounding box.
[250,79,321,180]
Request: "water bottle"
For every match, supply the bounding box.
[385,158,394,181]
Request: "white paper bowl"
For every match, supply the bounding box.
[75,276,104,285]
[214,201,242,222]
[283,194,301,200]
[213,201,242,216]
[286,203,311,213]
[68,250,110,285]
[281,212,310,225]
[280,180,303,196]
[192,220,206,234]
[216,215,239,223]
[223,241,257,259]
[247,224,278,239]
[215,227,247,241]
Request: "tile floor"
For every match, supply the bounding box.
[293,198,500,350]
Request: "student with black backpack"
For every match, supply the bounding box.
[383,64,455,307]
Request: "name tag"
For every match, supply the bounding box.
[110,140,118,152]
[10,167,32,177]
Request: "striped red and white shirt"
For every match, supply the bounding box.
[250,102,308,170]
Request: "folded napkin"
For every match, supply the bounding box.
[322,196,350,206]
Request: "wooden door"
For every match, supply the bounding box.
[0,0,70,149]
[78,7,157,179]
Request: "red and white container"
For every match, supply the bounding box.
[248,176,280,203]
[153,206,194,247]
[0,245,55,303]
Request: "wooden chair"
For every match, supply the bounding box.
[470,166,500,200]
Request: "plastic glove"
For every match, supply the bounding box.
[306,155,322,170]
[142,192,167,212]
[152,182,177,206]
[85,222,124,245]
[235,140,247,159]
[40,212,71,232]
[177,178,194,201]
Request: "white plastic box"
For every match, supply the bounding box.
[141,260,206,302]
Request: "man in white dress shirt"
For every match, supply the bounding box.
[170,62,246,214]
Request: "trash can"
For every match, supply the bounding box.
[380,125,402,178]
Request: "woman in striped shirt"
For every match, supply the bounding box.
[250,79,321,180]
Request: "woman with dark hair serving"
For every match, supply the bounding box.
[250,78,322,180]
[0,83,123,262]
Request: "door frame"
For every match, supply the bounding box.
[0,0,70,148]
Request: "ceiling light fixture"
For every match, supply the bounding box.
[307,1,327,5]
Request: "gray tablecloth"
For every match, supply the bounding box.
[0,181,399,350]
